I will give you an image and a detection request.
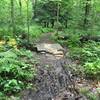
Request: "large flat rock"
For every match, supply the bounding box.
[36,43,64,56]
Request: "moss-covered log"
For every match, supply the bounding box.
[80,35,100,42]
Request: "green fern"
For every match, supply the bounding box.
[0,48,37,95]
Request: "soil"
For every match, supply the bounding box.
[21,33,90,100]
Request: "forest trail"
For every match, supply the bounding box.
[36,32,55,43]
[22,33,86,100]
[36,32,65,59]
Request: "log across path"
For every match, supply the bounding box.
[22,33,87,100]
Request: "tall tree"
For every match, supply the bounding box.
[11,0,15,37]
[26,0,30,42]
[19,0,22,16]
[57,1,60,23]
[84,0,91,29]
[32,0,38,18]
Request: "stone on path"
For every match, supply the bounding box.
[36,43,64,57]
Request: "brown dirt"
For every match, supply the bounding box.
[21,33,87,100]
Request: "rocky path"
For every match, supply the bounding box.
[22,33,87,100]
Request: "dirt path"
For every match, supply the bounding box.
[22,33,86,100]
[36,32,55,43]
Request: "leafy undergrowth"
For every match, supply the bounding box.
[69,41,100,80]
[54,32,100,100]
[54,32,100,79]
[0,24,54,42]
[0,40,37,99]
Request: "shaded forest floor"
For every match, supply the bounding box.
[21,32,100,100]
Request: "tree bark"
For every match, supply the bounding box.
[26,0,30,42]
[19,0,22,16]
[11,0,15,37]
[32,0,37,18]
[57,2,60,23]
[56,2,60,35]
[80,35,100,42]
[84,0,91,29]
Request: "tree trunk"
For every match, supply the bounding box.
[11,0,15,37]
[26,0,30,42]
[56,2,60,35]
[84,0,91,29]
[51,19,54,28]
[32,0,37,18]
[65,19,68,28]
[19,0,22,16]
[57,2,60,23]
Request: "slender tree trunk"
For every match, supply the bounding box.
[65,19,68,28]
[19,0,22,16]
[57,2,60,23]
[11,0,15,37]
[51,19,54,28]
[56,2,60,35]
[84,0,91,29]
[32,0,37,18]
[26,0,30,42]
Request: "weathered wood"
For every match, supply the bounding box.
[80,35,100,42]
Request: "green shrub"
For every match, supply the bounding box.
[0,28,12,40]
[69,41,100,79]
[0,48,37,95]
[67,34,80,47]
[84,59,100,79]
[81,41,100,62]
